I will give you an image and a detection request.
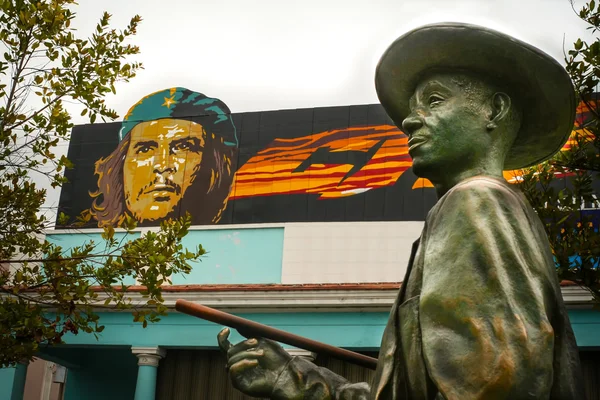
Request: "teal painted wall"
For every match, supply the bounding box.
[0,364,27,400]
[48,308,600,352]
[42,311,387,400]
[0,367,17,400]
[36,309,600,400]
[171,228,283,284]
[567,309,600,348]
[46,231,141,286]
[56,311,388,350]
[49,347,138,400]
[46,227,284,285]
[0,368,16,400]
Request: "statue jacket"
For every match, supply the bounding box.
[271,176,583,400]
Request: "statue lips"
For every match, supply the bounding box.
[408,136,427,153]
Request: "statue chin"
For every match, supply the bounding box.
[409,161,438,183]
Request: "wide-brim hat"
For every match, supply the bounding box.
[375,22,576,170]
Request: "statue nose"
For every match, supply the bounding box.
[402,115,423,136]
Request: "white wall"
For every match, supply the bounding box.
[281,221,424,284]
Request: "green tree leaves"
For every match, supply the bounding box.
[0,1,202,367]
[518,0,600,306]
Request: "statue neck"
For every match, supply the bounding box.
[433,164,504,198]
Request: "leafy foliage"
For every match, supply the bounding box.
[0,0,204,367]
[517,0,600,305]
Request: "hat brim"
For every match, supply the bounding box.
[375,22,576,170]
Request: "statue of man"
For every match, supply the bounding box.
[217,23,584,399]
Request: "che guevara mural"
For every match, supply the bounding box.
[85,88,237,227]
[57,87,589,228]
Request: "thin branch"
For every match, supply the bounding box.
[0,254,145,263]
[3,128,64,158]
[0,163,60,176]
[23,275,99,291]
[1,27,35,134]
[20,67,53,79]
[5,93,65,132]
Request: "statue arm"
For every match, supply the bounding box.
[272,356,371,400]
[419,180,557,399]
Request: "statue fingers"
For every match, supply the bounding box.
[229,359,263,393]
[227,337,259,359]
[217,328,233,354]
[227,348,265,369]
[229,358,260,375]
[261,338,287,352]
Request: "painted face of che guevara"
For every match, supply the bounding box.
[123,119,206,222]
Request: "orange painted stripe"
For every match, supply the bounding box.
[231,105,592,200]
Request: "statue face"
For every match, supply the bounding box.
[403,72,490,182]
[123,119,206,222]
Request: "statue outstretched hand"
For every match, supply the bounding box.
[218,327,292,398]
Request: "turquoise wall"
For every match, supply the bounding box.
[41,347,138,400]
[56,311,388,350]
[46,227,284,285]
[0,367,16,400]
[0,364,26,400]
[568,309,600,348]
[35,309,600,400]
[48,308,600,352]
[171,228,283,284]
[46,231,142,286]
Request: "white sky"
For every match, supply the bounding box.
[70,0,592,118]
[41,0,594,222]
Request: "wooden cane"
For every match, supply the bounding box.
[175,299,378,370]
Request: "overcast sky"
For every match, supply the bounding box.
[69,0,592,118]
[42,0,595,221]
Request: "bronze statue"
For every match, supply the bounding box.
[216,23,584,399]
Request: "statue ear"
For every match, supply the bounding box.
[486,92,511,131]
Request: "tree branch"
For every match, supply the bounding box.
[0,254,145,263]
[0,26,34,135]
[5,93,66,132]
